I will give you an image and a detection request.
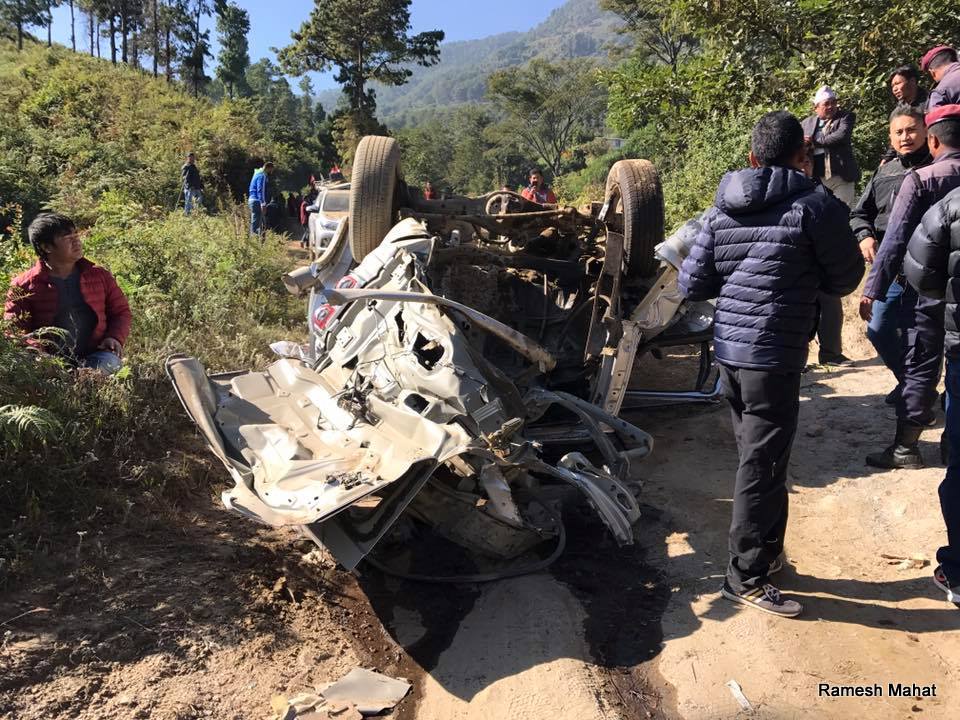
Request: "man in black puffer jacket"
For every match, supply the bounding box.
[680,111,863,618]
[861,105,960,469]
[850,106,932,396]
[904,114,960,607]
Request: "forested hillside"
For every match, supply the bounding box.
[351,0,620,125]
[0,42,304,562]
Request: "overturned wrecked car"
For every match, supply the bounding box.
[167,136,716,578]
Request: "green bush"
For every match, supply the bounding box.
[0,204,304,579]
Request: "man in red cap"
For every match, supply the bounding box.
[903,104,960,607]
[861,104,960,469]
[921,46,960,108]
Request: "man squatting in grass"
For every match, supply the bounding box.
[4,213,131,374]
[903,104,960,607]
[679,111,864,617]
[860,105,960,470]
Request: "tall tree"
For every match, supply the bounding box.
[78,0,95,54]
[297,76,316,136]
[45,0,57,46]
[601,0,696,72]
[177,0,210,96]
[278,0,443,117]
[213,0,248,99]
[0,0,49,50]
[487,59,607,178]
[68,0,74,50]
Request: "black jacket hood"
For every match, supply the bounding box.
[715,166,816,216]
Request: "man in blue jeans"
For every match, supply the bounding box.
[850,106,932,399]
[862,104,960,469]
[248,161,275,236]
[904,108,960,607]
[181,152,204,215]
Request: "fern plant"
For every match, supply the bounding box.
[0,404,61,451]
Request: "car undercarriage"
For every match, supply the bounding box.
[167,136,717,579]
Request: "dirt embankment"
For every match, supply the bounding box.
[3,294,959,720]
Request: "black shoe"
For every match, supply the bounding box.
[819,353,854,367]
[865,421,924,469]
[721,582,803,617]
[933,565,960,606]
[768,552,786,575]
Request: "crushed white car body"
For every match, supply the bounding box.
[167,136,716,575]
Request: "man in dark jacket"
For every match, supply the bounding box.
[921,46,960,109]
[903,110,960,607]
[5,213,132,373]
[181,152,203,216]
[861,105,960,468]
[679,111,863,617]
[802,86,861,365]
[851,106,932,394]
[890,65,929,111]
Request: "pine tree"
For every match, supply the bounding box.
[177,0,210,96]
[279,0,443,118]
[0,0,50,50]
[213,0,248,99]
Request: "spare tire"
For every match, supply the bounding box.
[604,159,665,278]
[349,136,402,261]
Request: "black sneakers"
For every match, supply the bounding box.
[933,565,960,607]
[721,582,803,617]
[819,353,854,367]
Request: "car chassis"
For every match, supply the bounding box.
[167,136,718,577]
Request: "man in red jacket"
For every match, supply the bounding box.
[520,169,558,204]
[4,213,131,373]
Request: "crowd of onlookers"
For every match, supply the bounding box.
[679,43,960,617]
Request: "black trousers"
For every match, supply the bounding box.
[719,365,802,592]
[817,293,844,359]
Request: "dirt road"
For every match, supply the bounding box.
[3,303,959,719]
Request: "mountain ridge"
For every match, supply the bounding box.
[315,0,621,126]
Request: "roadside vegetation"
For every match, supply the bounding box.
[0,43,304,582]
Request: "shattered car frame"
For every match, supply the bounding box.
[167,136,717,575]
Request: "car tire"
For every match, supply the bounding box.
[349,135,401,262]
[604,159,664,278]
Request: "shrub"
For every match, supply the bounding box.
[0,206,304,579]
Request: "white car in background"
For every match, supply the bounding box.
[308,183,350,260]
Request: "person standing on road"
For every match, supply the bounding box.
[850,106,933,398]
[520,169,557,205]
[921,46,960,109]
[861,105,960,470]
[300,175,320,249]
[802,86,861,366]
[903,114,960,608]
[679,111,863,618]
[248,161,274,236]
[181,152,204,216]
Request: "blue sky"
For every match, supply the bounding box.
[47,0,568,91]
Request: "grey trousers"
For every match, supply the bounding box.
[817,176,855,359]
[817,294,844,359]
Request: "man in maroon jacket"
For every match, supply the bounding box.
[4,213,131,373]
